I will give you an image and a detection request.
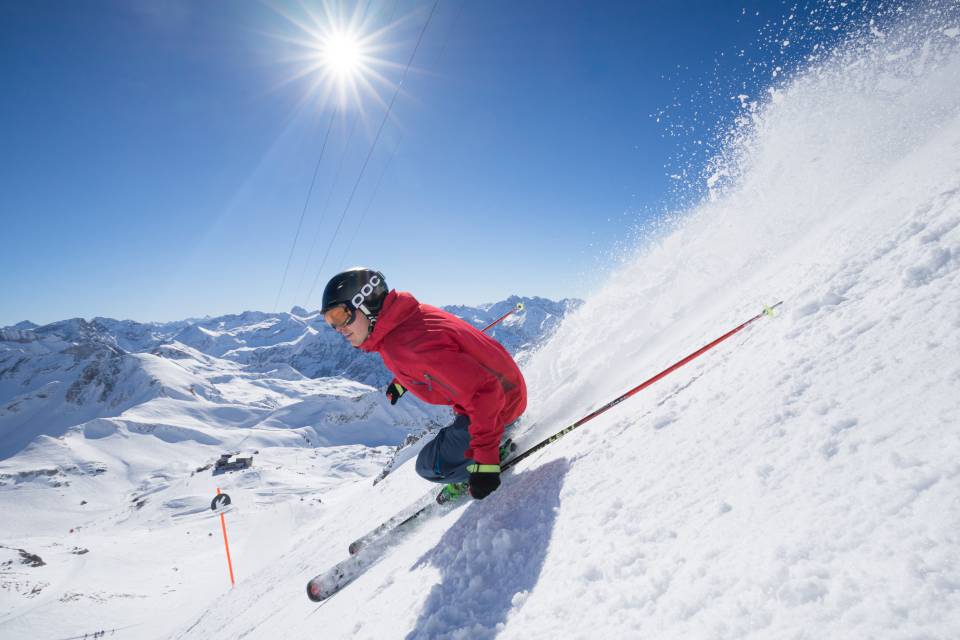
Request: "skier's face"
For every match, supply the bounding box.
[336,309,371,347]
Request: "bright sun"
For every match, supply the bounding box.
[322,30,364,80]
[271,2,399,113]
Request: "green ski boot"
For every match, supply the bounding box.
[499,437,517,462]
[439,481,469,502]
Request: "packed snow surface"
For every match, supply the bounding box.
[4,5,960,640]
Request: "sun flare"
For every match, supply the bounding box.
[271,3,401,113]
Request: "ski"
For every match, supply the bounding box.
[347,438,516,555]
[346,486,441,555]
[344,437,514,556]
[306,536,382,602]
[307,544,373,603]
[306,496,460,602]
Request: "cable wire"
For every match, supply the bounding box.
[336,0,467,272]
[272,107,338,312]
[305,0,442,307]
[295,111,361,298]
[337,130,404,270]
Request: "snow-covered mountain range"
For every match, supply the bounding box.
[0,295,578,459]
[4,295,577,385]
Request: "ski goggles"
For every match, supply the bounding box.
[323,304,356,330]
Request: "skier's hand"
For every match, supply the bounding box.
[385,380,406,405]
[467,464,501,500]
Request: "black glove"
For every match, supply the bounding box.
[467,464,501,500]
[385,379,406,405]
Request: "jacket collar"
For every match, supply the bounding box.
[359,290,419,352]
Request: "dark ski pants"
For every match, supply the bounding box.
[415,414,474,484]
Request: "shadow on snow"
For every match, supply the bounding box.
[405,458,570,639]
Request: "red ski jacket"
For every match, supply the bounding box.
[360,290,527,465]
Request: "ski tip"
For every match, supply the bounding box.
[306,580,326,603]
[515,302,525,312]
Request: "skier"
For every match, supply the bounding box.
[320,267,526,500]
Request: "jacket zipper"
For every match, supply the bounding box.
[423,373,456,401]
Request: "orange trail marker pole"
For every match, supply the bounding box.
[216,488,235,587]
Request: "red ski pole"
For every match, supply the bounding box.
[481,302,524,332]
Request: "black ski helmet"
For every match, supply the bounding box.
[321,267,389,321]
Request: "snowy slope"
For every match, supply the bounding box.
[4,6,960,640]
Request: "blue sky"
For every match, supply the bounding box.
[1,1,812,326]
